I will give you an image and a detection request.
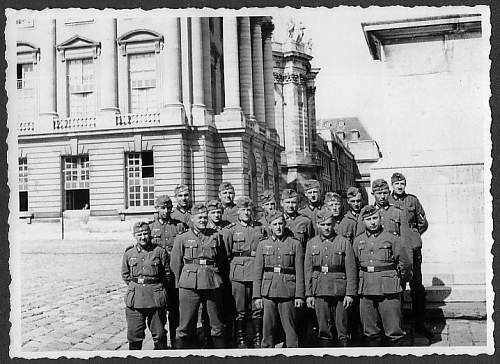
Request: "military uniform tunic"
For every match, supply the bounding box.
[284,212,314,251]
[298,203,321,234]
[121,243,171,346]
[253,233,305,348]
[171,206,192,228]
[171,228,228,340]
[222,203,239,223]
[304,234,357,342]
[353,229,412,343]
[338,210,365,242]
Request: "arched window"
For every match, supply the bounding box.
[248,151,258,203]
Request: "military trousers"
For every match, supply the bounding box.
[262,297,299,348]
[232,280,263,320]
[314,296,348,341]
[126,306,167,345]
[166,280,179,344]
[177,288,224,339]
[359,294,405,343]
[409,248,426,319]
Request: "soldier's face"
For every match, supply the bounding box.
[219,189,235,205]
[347,193,363,213]
[305,188,320,203]
[157,203,172,220]
[318,218,334,238]
[270,217,285,237]
[208,209,222,223]
[326,200,342,217]
[134,226,151,246]
[192,212,208,230]
[176,190,190,207]
[373,189,390,206]
[282,197,298,214]
[392,180,406,195]
[238,207,252,222]
[262,200,276,214]
[363,213,381,232]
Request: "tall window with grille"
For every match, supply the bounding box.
[126,151,155,207]
[17,63,36,123]
[19,158,28,212]
[63,155,90,210]
[128,53,157,113]
[67,58,96,117]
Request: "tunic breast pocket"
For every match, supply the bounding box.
[184,241,198,259]
[149,257,160,276]
[358,243,367,262]
[333,250,345,266]
[202,239,218,258]
[378,243,393,262]
[311,246,321,266]
[263,246,275,266]
[129,259,139,276]
[283,250,295,267]
[233,239,246,253]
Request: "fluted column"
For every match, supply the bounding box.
[202,18,212,113]
[262,19,276,131]
[161,17,185,125]
[38,18,58,132]
[222,17,241,111]
[238,17,254,119]
[180,18,192,123]
[98,18,119,127]
[191,17,207,125]
[251,17,265,126]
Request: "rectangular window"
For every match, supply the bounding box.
[128,53,157,113]
[19,158,28,212]
[126,151,155,207]
[67,58,95,117]
[63,155,90,210]
[17,63,36,122]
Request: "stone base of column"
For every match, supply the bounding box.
[160,104,186,126]
[98,109,119,129]
[37,113,58,134]
[192,104,213,126]
[215,108,245,129]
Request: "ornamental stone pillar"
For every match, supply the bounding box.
[251,17,265,126]
[191,17,207,125]
[202,18,212,113]
[262,19,276,131]
[238,17,255,120]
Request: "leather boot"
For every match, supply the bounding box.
[128,341,142,350]
[252,318,263,348]
[235,319,248,348]
[175,337,191,349]
[317,337,335,347]
[212,336,227,349]
[391,335,412,347]
[153,336,168,350]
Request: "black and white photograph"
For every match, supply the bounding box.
[5,4,493,359]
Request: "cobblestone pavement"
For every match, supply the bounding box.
[16,237,488,352]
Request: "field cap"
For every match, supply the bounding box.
[236,196,253,208]
[304,179,321,191]
[267,210,284,223]
[207,200,223,212]
[260,189,275,204]
[174,184,190,195]
[346,186,360,198]
[219,181,234,192]
[155,195,172,208]
[191,203,208,215]
[316,208,334,223]
[133,221,151,233]
[360,205,378,219]
[324,192,342,203]
[372,179,390,192]
[281,188,298,200]
[391,172,406,184]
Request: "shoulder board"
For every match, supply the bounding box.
[227,222,236,229]
[125,245,135,252]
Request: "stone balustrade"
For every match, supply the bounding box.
[115,112,161,127]
[53,116,97,131]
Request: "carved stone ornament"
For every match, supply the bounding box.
[56,35,101,62]
[116,29,164,56]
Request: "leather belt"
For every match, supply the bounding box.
[132,277,160,284]
[264,267,295,274]
[232,251,256,257]
[360,265,396,273]
[313,265,344,273]
[184,258,215,266]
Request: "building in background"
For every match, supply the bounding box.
[14,15,282,221]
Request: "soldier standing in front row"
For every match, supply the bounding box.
[149,195,187,348]
[253,210,305,348]
[304,208,357,347]
[224,197,266,348]
[122,221,171,350]
[171,203,228,349]
[353,206,412,346]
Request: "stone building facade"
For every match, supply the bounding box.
[12,15,283,219]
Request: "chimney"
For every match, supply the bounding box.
[350,129,360,141]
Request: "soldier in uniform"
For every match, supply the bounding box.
[353,206,412,346]
[389,172,431,337]
[171,203,228,349]
[171,184,192,227]
[323,192,344,234]
[219,182,239,223]
[253,210,305,348]
[224,197,267,348]
[122,221,172,350]
[338,186,365,242]
[304,208,357,347]
[299,179,323,233]
[207,199,232,231]
[257,189,277,233]
[149,195,187,348]
[282,188,314,250]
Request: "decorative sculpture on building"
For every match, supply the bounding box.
[287,19,306,44]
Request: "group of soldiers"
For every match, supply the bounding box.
[121,172,430,350]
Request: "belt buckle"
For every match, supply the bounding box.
[137,278,145,284]
[321,266,329,273]
[199,259,207,265]
[367,266,375,273]
[273,267,281,273]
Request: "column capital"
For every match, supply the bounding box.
[261,18,275,40]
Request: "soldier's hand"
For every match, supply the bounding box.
[343,296,354,309]
[306,297,315,309]
[254,298,263,310]
[294,298,304,308]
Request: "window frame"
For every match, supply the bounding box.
[125,151,155,208]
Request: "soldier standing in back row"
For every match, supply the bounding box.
[258,189,277,234]
[299,180,323,234]
[304,208,357,347]
[253,210,305,348]
[122,221,171,350]
[219,182,239,223]
[323,192,344,234]
[171,184,192,227]
[338,186,365,241]
[389,172,431,338]
[171,203,228,349]
[282,188,314,250]
[149,195,187,348]
[353,206,412,347]
[224,197,266,348]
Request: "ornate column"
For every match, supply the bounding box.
[161,17,185,125]
[180,18,192,123]
[262,18,276,132]
[98,18,119,127]
[202,18,212,113]
[191,17,207,125]
[238,17,254,120]
[37,18,58,133]
[251,17,265,126]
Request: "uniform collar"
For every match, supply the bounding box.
[135,242,153,252]
[348,210,359,219]
[284,212,298,220]
[223,202,235,210]
[374,203,390,210]
[176,205,189,214]
[320,233,336,242]
[308,203,320,211]
[271,234,287,242]
[191,227,205,236]
[365,228,382,238]
[392,192,407,200]
[238,219,253,228]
